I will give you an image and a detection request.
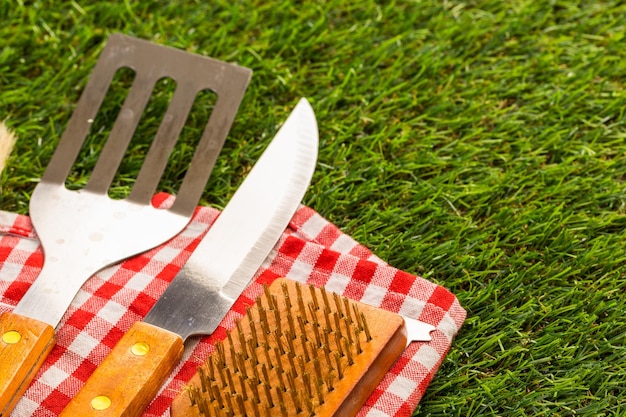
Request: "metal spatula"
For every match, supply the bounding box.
[0,34,251,415]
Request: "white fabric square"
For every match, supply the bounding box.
[365,409,392,417]
[287,259,314,282]
[67,330,101,358]
[437,312,458,342]
[71,289,91,307]
[0,212,19,229]
[123,271,154,292]
[0,262,24,282]
[415,344,441,370]
[330,233,358,253]
[399,296,426,318]
[12,395,38,417]
[325,271,351,295]
[100,299,126,324]
[13,237,39,252]
[150,245,182,264]
[38,365,71,389]
[299,213,327,238]
[386,375,417,400]
[361,284,387,307]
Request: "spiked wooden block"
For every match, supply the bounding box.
[171,278,408,417]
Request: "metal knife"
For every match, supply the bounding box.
[59,98,319,416]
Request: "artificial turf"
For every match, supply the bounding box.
[1,1,625,416]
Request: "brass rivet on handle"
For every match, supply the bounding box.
[131,342,150,356]
[2,330,21,344]
[91,395,111,410]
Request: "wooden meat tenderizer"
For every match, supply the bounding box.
[171,278,410,417]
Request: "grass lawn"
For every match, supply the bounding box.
[1,1,626,415]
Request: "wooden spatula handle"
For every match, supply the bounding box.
[0,311,56,415]
[60,321,183,417]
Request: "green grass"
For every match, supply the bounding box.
[2,1,626,415]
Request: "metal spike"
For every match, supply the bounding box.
[343,297,353,325]
[273,306,282,337]
[216,341,226,366]
[263,284,273,309]
[263,381,274,408]
[333,292,345,318]
[287,305,297,337]
[261,363,271,386]
[344,317,353,345]
[226,368,235,395]
[237,352,248,380]
[236,321,248,360]
[334,312,342,339]
[303,371,312,399]
[285,330,296,354]
[248,376,260,401]
[354,325,363,354]
[251,399,261,417]
[320,286,331,310]
[276,389,287,416]
[353,304,364,332]
[344,338,354,366]
[334,352,344,380]
[323,344,333,371]
[300,333,310,362]
[325,372,335,392]
[199,364,210,393]
[248,339,259,367]
[235,394,246,415]
[224,393,234,416]
[238,374,248,399]
[361,311,373,341]
[281,282,292,310]
[271,294,280,313]
[212,384,225,409]
[297,314,307,336]
[296,283,307,322]
[262,342,273,370]
[315,377,325,405]
[259,304,269,334]
[334,331,344,357]
[323,306,332,329]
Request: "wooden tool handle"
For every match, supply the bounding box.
[0,311,56,415]
[60,321,183,417]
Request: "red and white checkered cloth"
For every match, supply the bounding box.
[0,193,465,417]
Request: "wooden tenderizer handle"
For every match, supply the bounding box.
[0,311,56,416]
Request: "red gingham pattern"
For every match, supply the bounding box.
[0,194,465,416]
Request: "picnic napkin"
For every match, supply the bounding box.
[0,193,465,417]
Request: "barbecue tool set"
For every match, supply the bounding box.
[0,35,435,416]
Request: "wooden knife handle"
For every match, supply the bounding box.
[60,321,184,417]
[0,311,56,415]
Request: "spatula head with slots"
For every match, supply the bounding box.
[0,34,251,415]
[171,278,408,417]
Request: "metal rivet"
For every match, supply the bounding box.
[91,395,111,410]
[131,342,150,356]
[2,331,21,344]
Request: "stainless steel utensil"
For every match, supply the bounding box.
[59,98,319,417]
[0,34,251,415]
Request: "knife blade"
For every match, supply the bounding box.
[59,98,319,416]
